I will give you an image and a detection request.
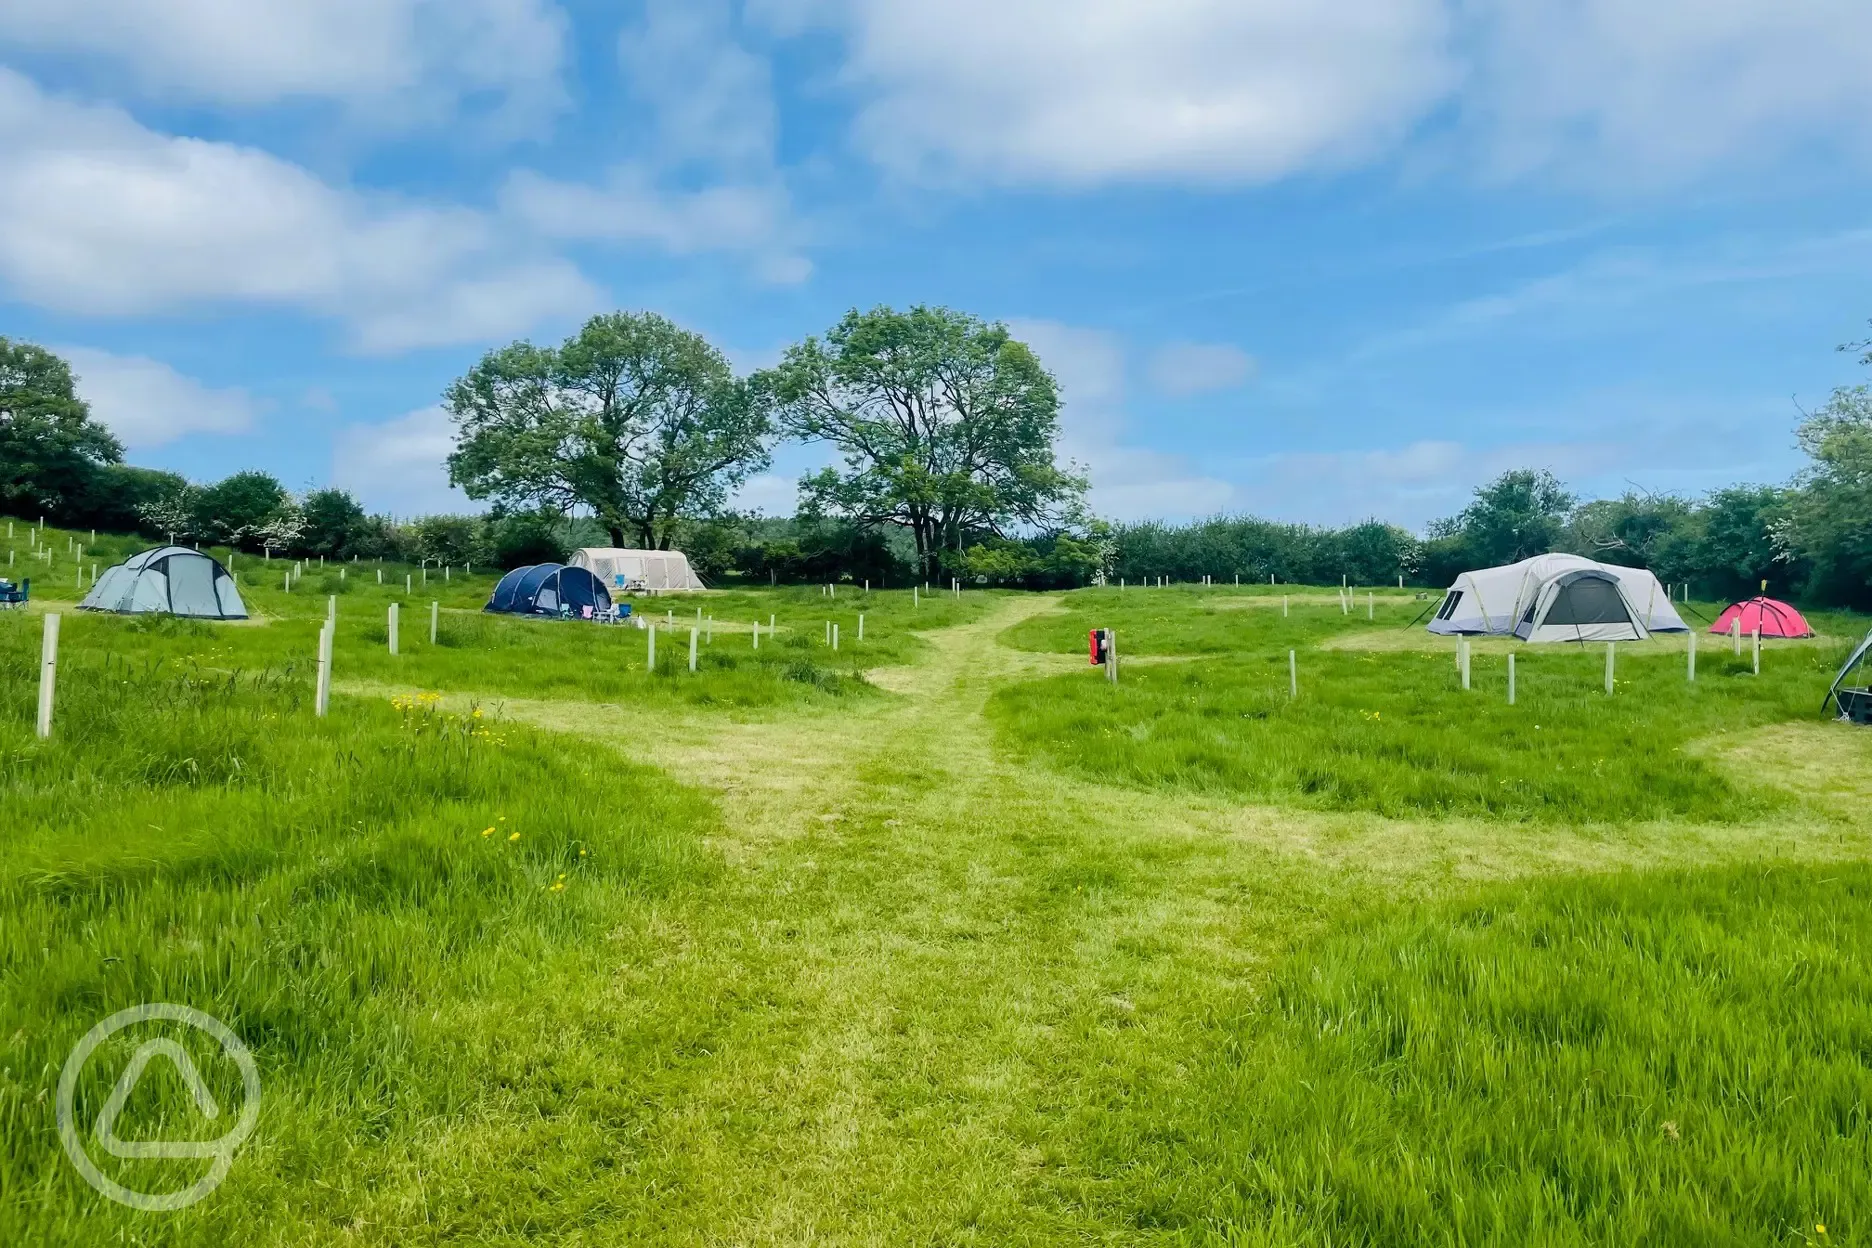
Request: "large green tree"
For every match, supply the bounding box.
[445,312,772,550]
[194,470,291,548]
[0,338,123,517]
[760,306,1086,579]
[1431,468,1576,567]
[1782,385,1872,605]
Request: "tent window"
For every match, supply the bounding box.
[1434,590,1464,621]
[1543,578,1631,626]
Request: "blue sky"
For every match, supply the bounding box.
[2,0,1869,530]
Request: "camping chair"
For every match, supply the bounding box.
[0,577,28,609]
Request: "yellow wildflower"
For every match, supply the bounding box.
[508,831,521,842]
[482,827,494,837]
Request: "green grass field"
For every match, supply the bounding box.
[4,523,1871,1245]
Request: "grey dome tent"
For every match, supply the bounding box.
[1427,553,1686,643]
[484,563,613,618]
[79,546,248,619]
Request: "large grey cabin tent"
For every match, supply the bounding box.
[1427,553,1686,643]
[568,548,706,592]
[79,546,248,619]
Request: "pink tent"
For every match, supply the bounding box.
[1709,596,1812,638]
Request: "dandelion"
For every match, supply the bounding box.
[579,848,587,857]
[508,831,521,842]
[482,827,494,837]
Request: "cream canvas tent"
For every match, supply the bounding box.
[80,546,248,619]
[568,548,706,592]
[1427,553,1686,643]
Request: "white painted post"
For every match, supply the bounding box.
[1604,642,1615,695]
[388,603,400,656]
[1732,616,1740,655]
[688,628,698,672]
[430,600,438,644]
[422,568,427,586]
[1460,637,1470,690]
[1288,649,1297,700]
[35,613,58,739]
[865,579,869,593]
[753,621,760,650]
[1367,592,1374,620]
[769,614,775,634]
[1507,652,1516,705]
[405,574,412,594]
[647,624,656,671]
[1753,627,1761,676]
[315,621,333,718]
[913,585,919,608]
[1687,629,1697,682]
[284,571,290,592]
[858,613,864,640]
[328,594,337,624]
[824,620,830,644]
[446,566,451,583]
[1106,629,1118,683]
[832,623,840,651]
[707,616,713,644]
[1398,575,1403,588]
[1282,595,1289,617]
[340,567,346,582]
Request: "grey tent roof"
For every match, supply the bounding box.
[79,546,247,619]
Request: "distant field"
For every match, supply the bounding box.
[5,523,1870,1246]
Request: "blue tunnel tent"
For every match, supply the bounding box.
[484,563,613,618]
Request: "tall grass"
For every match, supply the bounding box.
[1126,863,1872,1245]
[0,613,716,1243]
[989,641,1846,822]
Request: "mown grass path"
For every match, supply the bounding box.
[329,594,1872,1244]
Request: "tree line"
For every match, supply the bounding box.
[4,316,1869,601]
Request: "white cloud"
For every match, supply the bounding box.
[0,0,565,128]
[60,346,258,449]
[1010,318,1236,521]
[0,70,599,352]
[760,0,1872,188]
[1460,0,1872,185]
[331,406,470,516]
[757,0,1455,185]
[621,0,776,174]
[1148,342,1256,398]
[508,0,810,283]
[504,170,794,257]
